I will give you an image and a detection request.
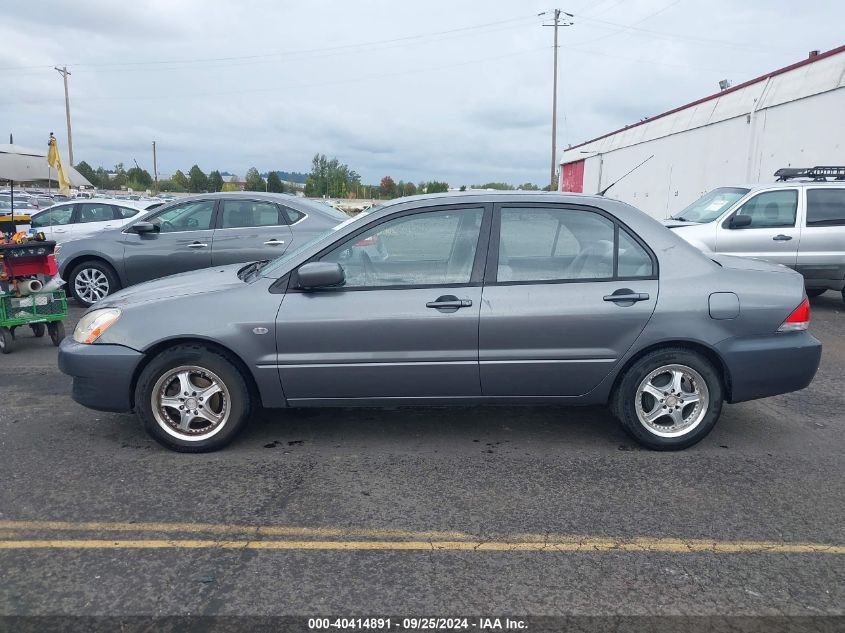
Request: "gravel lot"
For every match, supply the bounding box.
[0,293,842,624]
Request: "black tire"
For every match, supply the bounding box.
[135,344,252,453]
[30,322,46,338]
[611,348,724,450]
[806,288,826,298]
[48,321,65,346]
[0,327,13,354]
[68,260,121,307]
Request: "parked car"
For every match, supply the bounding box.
[665,170,845,302]
[58,191,821,453]
[55,192,349,306]
[29,199,159,244]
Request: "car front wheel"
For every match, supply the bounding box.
[135,344,252,452]
[69,260,121,307]
[612,348,723,450]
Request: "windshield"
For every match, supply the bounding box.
[259,211,371,276]
[671,187,749,223]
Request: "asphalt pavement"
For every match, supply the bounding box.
[0,294,843,626]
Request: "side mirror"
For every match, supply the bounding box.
[130,221,156,234]
[297,262,345,289]
[730,214,752,229]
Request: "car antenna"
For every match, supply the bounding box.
[599,155,654,196]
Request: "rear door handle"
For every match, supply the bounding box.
[264,239,286,246]
[603,292,650,303]
[187,242,208,248]
[773,234,793,241]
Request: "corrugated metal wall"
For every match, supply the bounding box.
[561,48,845,218]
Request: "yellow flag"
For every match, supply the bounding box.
[47,135,71,194]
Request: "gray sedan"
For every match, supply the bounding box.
[55,192,349,306]
[58,192,821,452]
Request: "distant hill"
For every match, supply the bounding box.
[269,170,308,184]
[220,170,309,184]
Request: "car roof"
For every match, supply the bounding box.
[716,181,845,192]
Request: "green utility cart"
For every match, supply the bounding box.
[0,290,68,353]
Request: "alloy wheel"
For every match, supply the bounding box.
[151,365,231,441]
[634,363,710,438]
[74,268,110,303]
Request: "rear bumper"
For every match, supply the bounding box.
[58,338,144,412]
[716,331,822,403]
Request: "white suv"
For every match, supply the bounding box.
[664,167,845,302]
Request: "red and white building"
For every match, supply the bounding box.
[559,44,845,218]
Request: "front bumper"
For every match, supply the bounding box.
[58,338,144,412]
[716,331,822,403]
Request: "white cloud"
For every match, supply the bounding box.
[1,0,842,186]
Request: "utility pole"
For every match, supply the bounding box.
[542,10,573,190]
[54,66,74,165]
[152,141,158,192]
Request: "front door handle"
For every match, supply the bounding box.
[426,295,473,312]
[603,290,650,303]
[264,239,286,246]
[187,242,208,248]
[773,234,793,241]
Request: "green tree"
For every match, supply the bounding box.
[266,171,286,193]
[95,167,110,190]
[208,170,224,192]
[244,167,266,192]
[380,176,397,198]
[459,185,466,192]
[171,170,189,192]
[518,182,540,190]
[126,166,153,189]
[475,182,514,190]
[423,180,449,193]
[305,154,361,198]
[74,161,98,188]
[188,165,208,192]
[404,181,417,196]
[110,163,128,190]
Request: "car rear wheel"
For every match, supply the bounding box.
[135,344,251,452]
[69,260,121,307]
[612,348,723,450]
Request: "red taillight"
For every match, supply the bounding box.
[777,298,810,332]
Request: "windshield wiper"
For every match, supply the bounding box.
[240,259,270,282]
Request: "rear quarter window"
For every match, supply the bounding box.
[806,189,845,226]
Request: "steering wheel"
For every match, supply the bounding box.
[160,220,175,232]
[186,217,199,228]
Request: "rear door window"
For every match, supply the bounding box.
[78,203,117,223]
[220,200,285,228]
[806,189,845,226]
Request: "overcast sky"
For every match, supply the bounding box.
[1,0,843,187]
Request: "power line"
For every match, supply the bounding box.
[571,0,684,47]
[0,14,540,73]
[0,46,550,107]
[570,9,794,52]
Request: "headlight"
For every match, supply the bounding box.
[73,308,121,344]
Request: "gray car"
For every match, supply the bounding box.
[55,192,349,306]
[58,192,821,452]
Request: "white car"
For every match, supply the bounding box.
[663,167,845,301]
[28,199,163,244]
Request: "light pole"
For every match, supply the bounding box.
[54,66,74,165]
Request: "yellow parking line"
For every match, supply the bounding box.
[0,538,841,554]
[0,521,840,554]
[0,520,471,541]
